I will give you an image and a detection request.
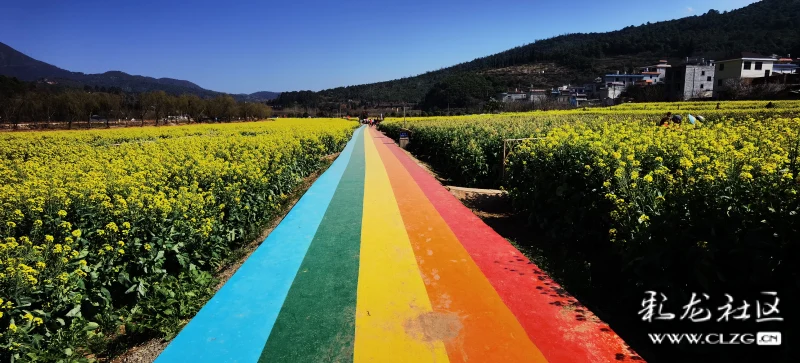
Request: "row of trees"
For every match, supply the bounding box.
[0,76,272,129]
[620,79,790,102]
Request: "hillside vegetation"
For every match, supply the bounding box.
[277,0,800,112]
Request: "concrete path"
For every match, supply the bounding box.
[155,126,642,363]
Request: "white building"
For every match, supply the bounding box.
[665,58,716,100]
[603,72,661,87]
[714,52,776,96]
[497,91,528,103]
[638,60,671,83]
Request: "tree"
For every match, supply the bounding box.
[721,79,752,100]
[182,94,204,122]
[140,91,168,125]
[60,91,84,129]
[81,92,98,128]
[484,98,502,113]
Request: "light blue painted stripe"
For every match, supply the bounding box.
[156,126,365,363]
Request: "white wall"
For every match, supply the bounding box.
[717,59,775,80]
[740,60,774,78]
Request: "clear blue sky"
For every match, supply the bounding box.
[1,0,758,94]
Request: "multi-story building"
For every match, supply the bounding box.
[714,52,776,96]
[638,60,671,83]
[665,58,716,100]
[603,72,659,87]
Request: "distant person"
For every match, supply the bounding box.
[687,114,697,125]
[716,102,721,110]
[671,114,683,126]
[658,112,672,127]
[766,101,775,109]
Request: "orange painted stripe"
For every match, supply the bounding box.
[368,128,548,363]
[380,130,640,362]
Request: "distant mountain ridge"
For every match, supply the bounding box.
[0,42,279,101]
[303,0,800,107]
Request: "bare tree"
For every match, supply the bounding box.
[722,79,752,100]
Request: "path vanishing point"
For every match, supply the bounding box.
[155,126,642,363]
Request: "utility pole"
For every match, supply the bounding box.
[403,105,407,129]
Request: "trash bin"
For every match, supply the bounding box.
[399,130,410,149]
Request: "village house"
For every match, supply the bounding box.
[603,72,652,87]
[637,60,671,83]
[497,89,529,103]
[665,58,716,100]
[569,90,589,107]
[772,55,799,74]
[714,52,776,97]
[527,89,549,103]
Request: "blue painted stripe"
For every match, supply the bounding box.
[156,126,365,363]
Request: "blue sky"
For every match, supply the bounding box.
[1,0,759,94]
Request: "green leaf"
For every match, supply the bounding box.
[65,305,81,317]
[125,284,138,294]
[83,322,99,331]
[64,348,73,356]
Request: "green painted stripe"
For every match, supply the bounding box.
[258,129,365,363]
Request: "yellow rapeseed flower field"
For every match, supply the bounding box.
[380,101,799,341]
[0,119,356,360]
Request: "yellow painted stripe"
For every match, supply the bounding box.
[353,131,450,363]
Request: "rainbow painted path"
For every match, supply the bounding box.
[156,126,641,363]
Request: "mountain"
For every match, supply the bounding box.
[286,0,800,110]
[232,91,281,102]
[0,42,279,101]
[0,41,74,80]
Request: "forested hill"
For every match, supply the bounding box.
[283,0,800,110]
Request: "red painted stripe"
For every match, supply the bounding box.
[370,128,547,363]
[379,132,642,363]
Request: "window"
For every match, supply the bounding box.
[744,61,752,70]
[616,78,620,82]
[700,84,704,89]
[701,71,706,76]
[719,63,725,71]
[755,62,763,70]
[718,79,723,86]
[707,76,712,81]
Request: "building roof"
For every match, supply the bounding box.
[605,74,646,78]
[718,52,775,62]
[640,65,671,69]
